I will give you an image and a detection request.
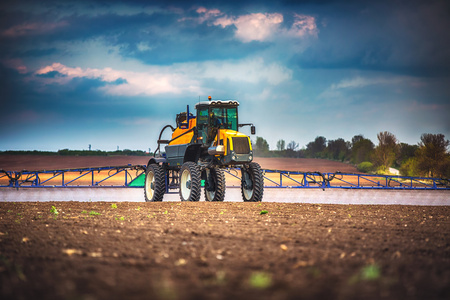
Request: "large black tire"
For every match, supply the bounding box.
[241,162,264,202]
[179,162,202,201]
[144,164,165,202]
[204,168,226,202]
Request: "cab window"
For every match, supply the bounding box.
[197,107,209,142]
[210,107,237,131]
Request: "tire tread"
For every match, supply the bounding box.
[241,162,264,202]
[144,164,165,202]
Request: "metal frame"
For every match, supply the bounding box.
[250,169,450,190]
[0,165,146,188]
[1,165,449,190]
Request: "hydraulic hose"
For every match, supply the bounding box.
[154,124,175,156]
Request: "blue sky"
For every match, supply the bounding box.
[1,0,449,151]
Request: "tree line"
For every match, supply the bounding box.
[252,132,450,178]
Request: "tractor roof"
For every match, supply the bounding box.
[195,100,239,108]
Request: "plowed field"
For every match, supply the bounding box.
[1,202,449,300]
[1,155,449,300]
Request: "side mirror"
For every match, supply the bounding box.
[251,125,256,135]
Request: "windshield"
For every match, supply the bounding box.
[210,107,238,131]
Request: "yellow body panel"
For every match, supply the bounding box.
[169,118,252,157]
[169,118,197,146]
[215,129,252,155]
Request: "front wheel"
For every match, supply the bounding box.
[179,162,202,201]
[204,168,226,202]
[144,164,165,202]
[241,162,264,202]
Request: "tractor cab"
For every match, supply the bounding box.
[194,99,255,166]
[195,100,239,146]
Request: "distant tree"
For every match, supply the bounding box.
[297,148,306,158]
[441,158,450,179]
[276,139,286,151]
[350,135,374,164]
[399,157,419,177]
[305,136,327,158]
[284,140,300,158]
[357,161,374,173]
[351,135,365,145]
[326,138,350,161]
[287,140,299,151]
[254,136,270,156]
[374,131,398,171]
[415,133,449,177]
[396,143,419,167]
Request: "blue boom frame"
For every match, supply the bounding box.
[1,165,449,190]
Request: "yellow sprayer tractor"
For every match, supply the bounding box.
[144,97,264,202]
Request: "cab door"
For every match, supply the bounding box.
[196,106,209,146]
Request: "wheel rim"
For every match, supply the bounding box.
[243,185,253,200]
[206,189,215,201]
[242,171,253,200]
[180,169,191,200]
[205,169,214,201]
[145,171,155,199]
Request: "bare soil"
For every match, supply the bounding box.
[1,202,449,300]
[1,155,449,300]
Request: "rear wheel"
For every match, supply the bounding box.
[179,162,201,201]
[144,164,165,202]
[241,162,264,202]
[204,168,226,202]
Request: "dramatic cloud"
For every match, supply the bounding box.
[289,14,318,38]
[1,0,449,151]
[190,7,317,43]
[214,12,284,42]
[34,63,200,96]
[329,76,412,90]
[34,58,292,96]
[2,59,28,74]
[1,22,68,37]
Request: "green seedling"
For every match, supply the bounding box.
[81,210,100,216]
[249,272,272,289]
[361,264,381,280]
[216,271,226,282]
[111,203,118,209]
[260,210,269,215]
[50,206,58,215]
[349,263,381,284]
